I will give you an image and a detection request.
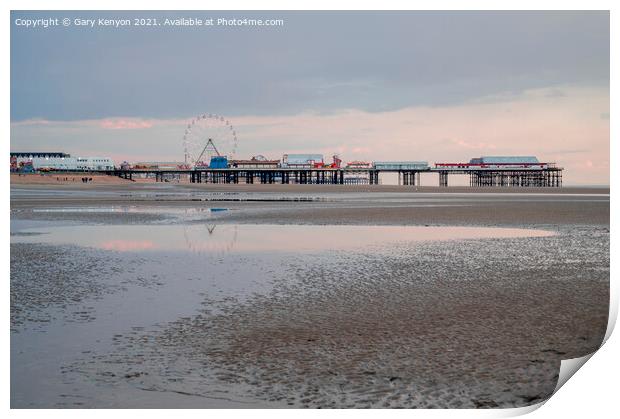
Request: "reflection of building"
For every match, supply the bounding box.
[230,157,279,169]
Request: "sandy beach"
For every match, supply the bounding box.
[10,173,136,185]
[10,181,609,408]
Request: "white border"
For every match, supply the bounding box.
[3,2,616,418]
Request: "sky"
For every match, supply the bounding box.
[10,11,609,184]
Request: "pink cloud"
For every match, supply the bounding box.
[100,119,153,130]
[11,118,53,126]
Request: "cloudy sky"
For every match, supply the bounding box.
[11,11,609,184]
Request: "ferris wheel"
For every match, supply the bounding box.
[183,114,238,167]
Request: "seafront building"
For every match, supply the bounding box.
[10,152,114,171]
[281,154,324,168]
[230,156,280,169]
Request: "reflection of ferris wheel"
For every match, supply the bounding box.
[183,114,238,167]
[183,224,239,257]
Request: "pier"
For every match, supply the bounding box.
[13,151,564,188]
[107,165,563,187]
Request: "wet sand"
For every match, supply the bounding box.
[11,182,610,226]
[10,176,609,194]
[10,183,610,408]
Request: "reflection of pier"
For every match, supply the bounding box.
[109,165,563,188]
